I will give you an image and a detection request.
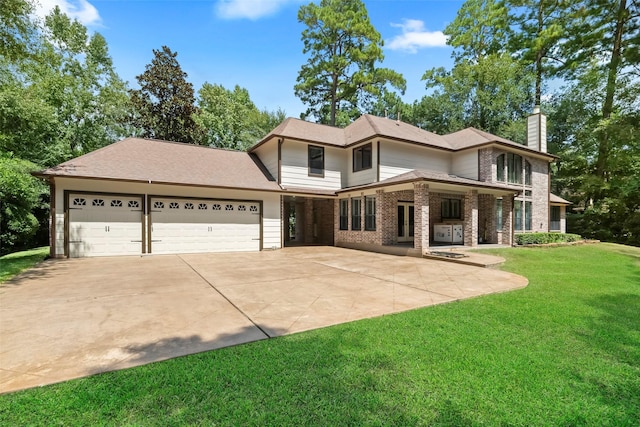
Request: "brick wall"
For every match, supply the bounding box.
[463,190,478,246]
[478,148,493,182]
[530,158,549,232]
[414,183,429,252]
[478,194,496,243]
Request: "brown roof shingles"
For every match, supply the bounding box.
[37,138,281,191]
[253,114,554,158]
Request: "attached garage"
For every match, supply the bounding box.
[38,138,284,258]
[149,197,261,254]
[67,192,144,257]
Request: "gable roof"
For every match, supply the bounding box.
[36,138,281,192]
[251,114,555,159]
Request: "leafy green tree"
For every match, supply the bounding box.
[417,0,534,137]
[368,91,415,124]
[129,46,202,144]
[506,0,567,105]
[0,6,131,167]
[194,83,284,150]
[559,0,639,187]
[0,156,47,254]
[0,0,35,62]
[295,0,406,126]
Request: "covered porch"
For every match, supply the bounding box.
[334,172,518,256]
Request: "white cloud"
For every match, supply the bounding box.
[34,0,101,26]
[386,19,447,53]
[215,0,298,20]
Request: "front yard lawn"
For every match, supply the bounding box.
[0,247,49,284]
[0,243,638,425]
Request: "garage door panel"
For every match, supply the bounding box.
[150,198,260,254]
[68,194,143,257]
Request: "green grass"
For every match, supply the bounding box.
[1,243,639,425]
[0,247,49,284]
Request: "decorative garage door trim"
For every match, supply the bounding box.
[147,195,263,255]
[64,190,145,257]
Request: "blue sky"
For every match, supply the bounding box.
[35,0,464,118]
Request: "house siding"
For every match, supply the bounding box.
[451,149,479,180]
[280,141,344,189]
[253,139,279,182]
[378,140,450,181]
[53,177,282,256]
[346,141,377,187]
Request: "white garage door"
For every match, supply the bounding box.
[68,194,143,257]
[150,198,261,254]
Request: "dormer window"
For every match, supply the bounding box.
[353,143,372,172]
[308,145,324,176]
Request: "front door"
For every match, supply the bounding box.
[397,203,414,243]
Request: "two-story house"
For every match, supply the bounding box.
[37,110,570,258]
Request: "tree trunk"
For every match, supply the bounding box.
[595,0,627,182]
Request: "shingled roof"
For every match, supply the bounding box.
[36,138,281,192]
[252,114,555,158]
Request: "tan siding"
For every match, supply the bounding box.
[451,150,478,180]
[347,141,377,187]
[253,140,279,182]
[379,140,451,181]
[280,141,343,190]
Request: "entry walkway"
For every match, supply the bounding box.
[0,247,527,393]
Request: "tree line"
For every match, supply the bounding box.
[1,0,639,254]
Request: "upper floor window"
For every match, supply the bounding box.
[497,153,532,185]
[353,143,372,172]
[308,145,324,176]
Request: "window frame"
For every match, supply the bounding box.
[308,145,325,177]
[351,197,362,231]
[353,143,373,172]
[364,196,376,231]
[441,198,462,220]
[339,199,349,231]
[496,198,503,230]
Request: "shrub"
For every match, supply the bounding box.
[0,156,47,255]
[515,232,583,245]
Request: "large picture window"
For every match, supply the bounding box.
[351,198,361,231]
[497,153,532,185]
[308,145,324,176]
[441,198,462,220]
[365,196,376,231]
[353,143,372,172]
[339,199,348,230]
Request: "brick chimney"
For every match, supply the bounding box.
[527,106,547,153]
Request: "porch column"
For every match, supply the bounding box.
[375,189,384,246]
[464,190,479,247]
[502,196,513,245]
[414,182,430,254]
[304,198,314,244]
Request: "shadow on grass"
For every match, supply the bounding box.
[86,325,274,377]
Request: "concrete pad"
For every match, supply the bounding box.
[1,247,527,393]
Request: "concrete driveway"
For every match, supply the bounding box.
[0,247,527,393]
